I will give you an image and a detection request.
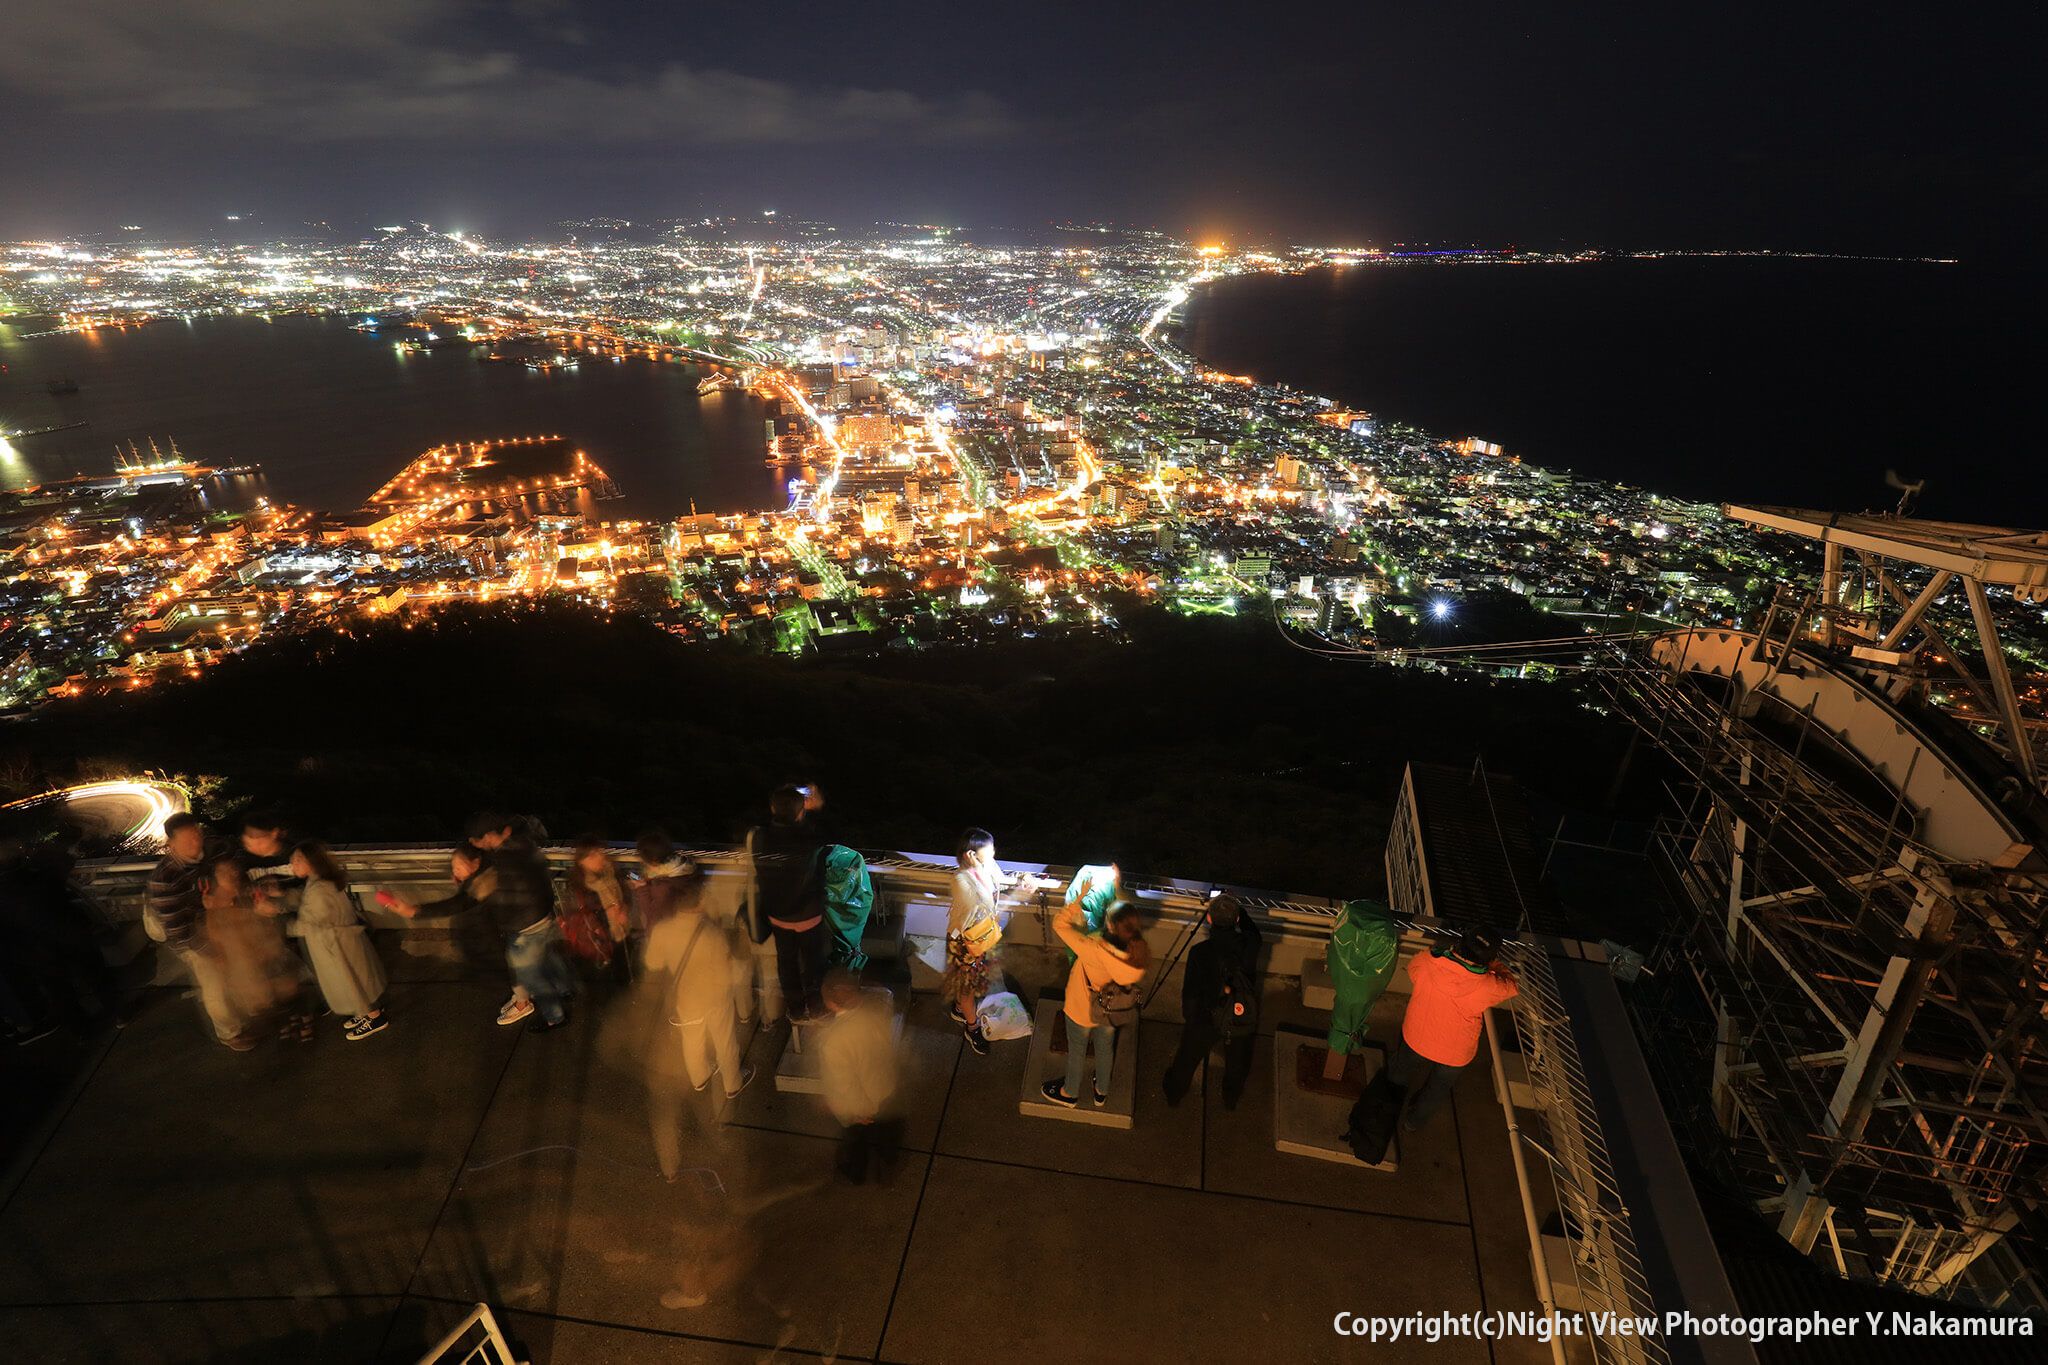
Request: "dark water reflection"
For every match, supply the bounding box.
[0,314,779,519]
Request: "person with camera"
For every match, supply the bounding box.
[1161,894,1263,1110]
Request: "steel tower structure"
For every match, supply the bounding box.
[1606,507,2048,1308]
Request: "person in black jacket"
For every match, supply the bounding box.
[747,785,829,1022]
[386,814,570,1031]
[1162,894,1263,1110]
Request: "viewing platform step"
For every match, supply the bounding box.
[1017,998,1135,1129]
[1273,1028,1398,1173]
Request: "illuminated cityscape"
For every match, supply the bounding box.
[5,229,2039,725]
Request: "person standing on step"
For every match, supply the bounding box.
[746,785,829,1023]
[1044,899,1148,1108]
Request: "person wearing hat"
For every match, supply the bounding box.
[1161,893,1263,1110]
[1376,926,1518,1134]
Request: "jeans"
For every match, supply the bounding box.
[1385,1034,1467,1129]
[506,922,572,1024]
[1063,1013,1116,1100]
[1162,1019,1257,1109]
[771,920,826,1020]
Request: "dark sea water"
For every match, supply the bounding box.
[1177,257,2048,527]
[0,314,778,519]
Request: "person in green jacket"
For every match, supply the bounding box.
[1327,899,1399,1057]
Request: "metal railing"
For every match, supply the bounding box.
[1496,939,1671,1365]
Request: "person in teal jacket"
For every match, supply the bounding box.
[821,844,874,972]
[1328,899,1399,1055]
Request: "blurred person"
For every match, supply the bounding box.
[745,785,828,1023]
[467,811,572,1032]
[384,836,568,1032]
[818,968,901,1185]
[561,837,626,976]
[1162,894,1263,1110]
[286,842,396,1040]
[200,852,313,1044]
[1352,927,1519,1140]
[643,873,756,1180]
[1044,899,1148,1108]
[235,810,302,904]
[628,829,699,936]
[148,813,249,1049]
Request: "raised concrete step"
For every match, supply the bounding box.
[1018,998,1135,1129]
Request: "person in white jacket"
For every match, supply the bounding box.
[818,969,902,1185]
[644,884,756,1180]
[283,842,394,1041]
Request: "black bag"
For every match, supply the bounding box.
[1091,980,1141,1027]
[1344,1067,1404,1165]
[1211,960,1260,1038]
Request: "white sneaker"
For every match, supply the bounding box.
[497,998,535,1026]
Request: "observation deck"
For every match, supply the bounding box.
[2,773,1723,1365]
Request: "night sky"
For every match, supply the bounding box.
[2,1,2037,254]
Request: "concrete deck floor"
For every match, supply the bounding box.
[0,947,1555,1365]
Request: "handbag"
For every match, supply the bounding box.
[557,887,616,965]
[961,912,1002,958]
[1091,978,1142,1027]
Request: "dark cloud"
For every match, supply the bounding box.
[1,0,1015,145]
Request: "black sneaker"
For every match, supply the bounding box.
[1093,1083,1110,1106]
[343,1015,389,1042]
[1040,1079,1078,1108]
[946,1003,970,1026]
[724,1064,757,1100]
[528,1014,569,1033]
[964,1024,989,1056]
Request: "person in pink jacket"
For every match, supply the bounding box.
[1043,899,1148,1108]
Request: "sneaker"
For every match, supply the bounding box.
[946,1002,971,1026]
[1039,1079,1078,1108]
[497,998,534,1026]
[11,1023,59,1047]
[723,1064,757,1101]
[344,1015,389,1042]
[964,1024,989,1056]
[1093,1082,1110,1106]
[527,1013,568,1033]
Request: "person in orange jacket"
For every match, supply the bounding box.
[1043,899,1148,1108]
[1379,927,1518,1133]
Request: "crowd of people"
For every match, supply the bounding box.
[5,781,1521,1183]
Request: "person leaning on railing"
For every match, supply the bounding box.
[1379,927,1518,1135]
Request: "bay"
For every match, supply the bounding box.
[1176,257,2047,528]
[0,313,779,520]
